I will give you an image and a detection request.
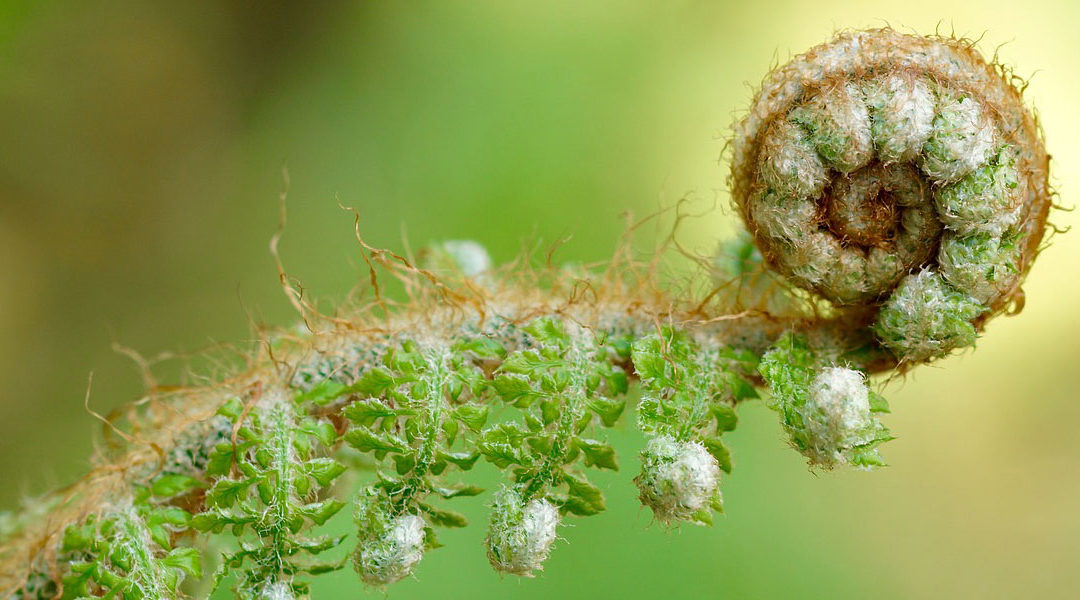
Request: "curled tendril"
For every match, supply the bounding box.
[731,28,1051,363]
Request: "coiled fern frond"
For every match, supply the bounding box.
[0,28,1052,599]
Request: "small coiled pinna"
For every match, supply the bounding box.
[731,28,1051,363]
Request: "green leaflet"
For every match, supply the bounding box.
[630,328,757,525]
[60,485,202,600]
[342,337,493,574]
[478,317,629,517]
[632,328,756,465]
[193,393,347,599]
[759,333,893,469]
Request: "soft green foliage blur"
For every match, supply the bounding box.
[1,1,1079,598]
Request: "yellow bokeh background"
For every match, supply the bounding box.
[1,1,1078,598]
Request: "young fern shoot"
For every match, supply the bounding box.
[0,27,1053,598]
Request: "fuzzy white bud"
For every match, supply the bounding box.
[355,513,426,586]
[425,239,492,277]
[800,367,876,466]
[809,367,872,433]
[486,487,560,577]
[635,436,720,525]
[258,581,296,600]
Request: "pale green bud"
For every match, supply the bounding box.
[800,367,876,466]
[635,436,720,525]
[354,489,427,586]
[258,581,296,600]
[424,239,493,277]
[486,487,560,577]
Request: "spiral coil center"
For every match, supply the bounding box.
[824,162,933,249]
[743,71,1027,307]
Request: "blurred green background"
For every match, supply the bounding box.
[1,1,1078,598]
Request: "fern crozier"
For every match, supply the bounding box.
[0,27,1054,598]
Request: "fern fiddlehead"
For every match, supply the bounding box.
[732,28,1049,363]
[0,28,1053,597]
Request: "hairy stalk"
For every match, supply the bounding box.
[0,28,1054,598]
